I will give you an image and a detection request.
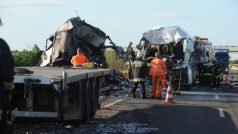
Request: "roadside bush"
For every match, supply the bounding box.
[230,60,238,64]
[104,49,127,72]
[12,44,40,66]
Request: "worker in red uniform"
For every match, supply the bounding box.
[149,52,167,99]
[71,48,89,67]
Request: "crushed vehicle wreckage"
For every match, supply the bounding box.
[40,17,126,67]
[136,26,197,90]
[10,17,127,122]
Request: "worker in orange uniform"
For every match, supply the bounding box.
[149,52,167,99]
[71,48,89,67]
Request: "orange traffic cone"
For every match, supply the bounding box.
[164,82,174,103]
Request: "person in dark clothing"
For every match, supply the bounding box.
[173,42,184,62]
[0,18,16,134]
[212,63,223,88]
[202,63,213,87]
[197,61,205,86]
[131,54,148,99]
[126,42,136,61]
[144,44,158,63]
[126,42,136,81]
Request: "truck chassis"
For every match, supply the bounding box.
[9,67,114,122]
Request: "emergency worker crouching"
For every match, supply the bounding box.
[71,48,89,67]
[149,52,167,99]
[0,18,16,134]
[131,52,148,99]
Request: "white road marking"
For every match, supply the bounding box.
[180,91,238,97]
[215,94,219,100]
[218,108,225,118]
[102,99,123,109]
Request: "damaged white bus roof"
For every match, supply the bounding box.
[143,26,192,45]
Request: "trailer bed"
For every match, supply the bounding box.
[14,67,114,84]
[9,67,115,120]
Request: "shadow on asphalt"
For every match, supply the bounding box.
[88,103,238,134]
[13,100,238,134]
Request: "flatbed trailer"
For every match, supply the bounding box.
[10,67,114,122]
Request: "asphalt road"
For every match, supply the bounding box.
[14,73,238,134]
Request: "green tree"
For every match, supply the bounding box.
[32,44,40,53]
[230,60,238,64]
[105,49,127,71]
[12,44,41,66]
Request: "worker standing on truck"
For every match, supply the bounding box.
[71,48,89,67]
[0,18,16,134]
[131,53,148,99]
[149,52,167,99]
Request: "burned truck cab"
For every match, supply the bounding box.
[40,17,125,67]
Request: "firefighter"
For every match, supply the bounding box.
[203,63,213,87]
[131,52,148,99]
[198,56,207,86]
[212,63,223,88]
[71,48,89,67]
[149,52,167,99]
[0,18,16,134]
[197,61,204,86]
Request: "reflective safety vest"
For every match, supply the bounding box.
[71,54,89,65]
[132,59,148,82]
[149,58,166,76]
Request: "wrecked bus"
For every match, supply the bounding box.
[137,26,197,90]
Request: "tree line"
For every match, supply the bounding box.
[13,44,237,70]
[12,44,41,66]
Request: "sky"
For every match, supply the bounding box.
[0,0,238,51]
